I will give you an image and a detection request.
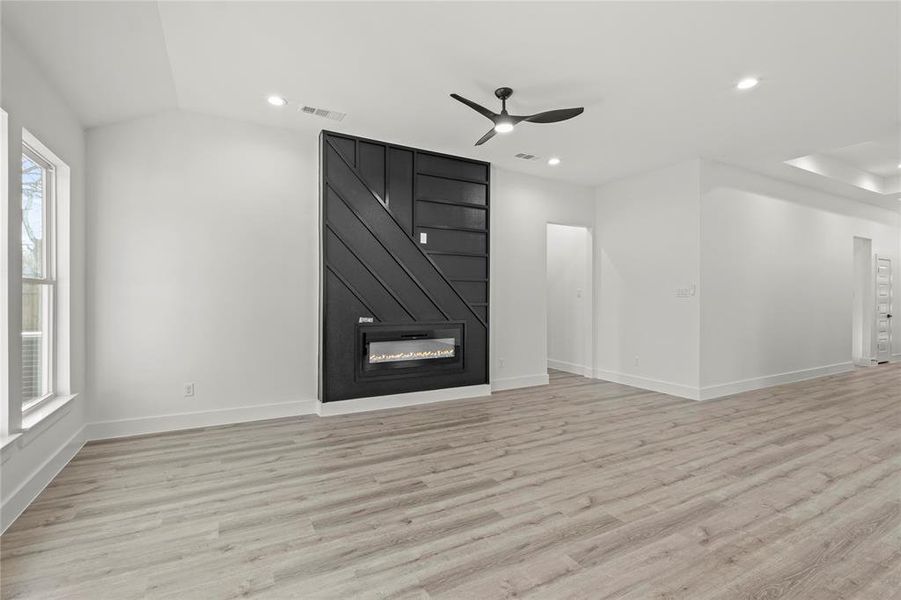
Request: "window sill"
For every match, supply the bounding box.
[1,394,79,452]
[1,432,23,451]
[1,394,78,462]
[22,394,77,431]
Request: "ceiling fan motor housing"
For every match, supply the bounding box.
[494,87,514,101]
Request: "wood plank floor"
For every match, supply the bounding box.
[2,365,900,599]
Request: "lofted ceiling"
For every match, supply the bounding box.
[2,1,899,207]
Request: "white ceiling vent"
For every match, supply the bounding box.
[299,105,347,122]
[514,153,539,161]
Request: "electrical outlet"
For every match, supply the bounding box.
[184,383,195,397]
[634,355,639,366]
[498,357,505,370]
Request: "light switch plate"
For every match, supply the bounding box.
[419,232,427,244]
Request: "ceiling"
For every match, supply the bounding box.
[783,133,901,200]
[821,137,900,178]
[2,1,899,206]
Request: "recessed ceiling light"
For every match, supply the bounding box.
[267,95,288,107]
[548,157,561,166]
[736,77,759,91]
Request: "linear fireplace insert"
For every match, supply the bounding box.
[357,322,464,379]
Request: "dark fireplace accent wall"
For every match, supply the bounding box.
[320,131,489,402]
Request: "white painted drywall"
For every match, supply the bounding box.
[852,236,874,364]
[1,29,87,532]
[85,110,319,428]
[490,169,594,390]
[546,224,591,376]
[594,161,701,398]
[699,161,901,395]
[85,118,596,419]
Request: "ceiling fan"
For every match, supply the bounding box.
[450,87,584,146]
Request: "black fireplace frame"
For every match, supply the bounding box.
[356,322,465,381]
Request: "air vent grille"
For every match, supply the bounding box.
[515,153,539,161]
[300,105,347,122]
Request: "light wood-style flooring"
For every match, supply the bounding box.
[2,365,900,599]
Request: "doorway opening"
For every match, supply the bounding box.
[852,236,874,366]
[546,223,592,378]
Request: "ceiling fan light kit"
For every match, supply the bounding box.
[450,87,585,146]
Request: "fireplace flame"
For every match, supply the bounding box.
[369,348,455,363]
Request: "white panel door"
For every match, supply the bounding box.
[874,256,893,363]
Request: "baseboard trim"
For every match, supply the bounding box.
[85,400,317,441]
[491,373,550,392]
[1,426,86,534]
[317,384,491,416]
[547,359,592,377]
[593,369,700,400]
[699,362,855,400]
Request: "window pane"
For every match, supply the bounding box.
[22,153,46,278]
[22,282,51,404]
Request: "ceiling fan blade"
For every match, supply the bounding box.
[474,128,497,146]
[523,107,584,124]
[451,93,498,121]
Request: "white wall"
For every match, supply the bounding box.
[851,236,874,364]
[594,161,701,398]
[592,158,900,401]
[85,119,597,422]
[490,169,594,390]
[85,110,319,436]
[1,29,87,532]
[546,223,591,376]
[699,161,901,397]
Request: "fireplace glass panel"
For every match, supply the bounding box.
[357,322,465,379]
[368,338,456,364]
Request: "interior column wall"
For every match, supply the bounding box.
[852,236,874,364]
[594,161,702,399]
[490,169,594,391]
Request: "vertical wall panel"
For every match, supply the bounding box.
[330,135,356,166]
[388,148,414,234]
[359,141,386,202]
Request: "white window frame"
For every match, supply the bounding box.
[1,108,9,437]
[20,143,57,416]
[15,129,72,431]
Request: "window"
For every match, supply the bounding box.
[1,109,8,436]
[21,144,56,415]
